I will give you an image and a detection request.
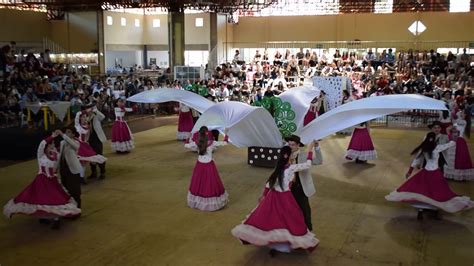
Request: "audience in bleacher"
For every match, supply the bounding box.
[0,42,472,131]
[199,48,472,124]
[0,43,166,128]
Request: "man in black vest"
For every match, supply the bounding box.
[57,128,82,210]
[285,135,315,231]
[87,104,107,180]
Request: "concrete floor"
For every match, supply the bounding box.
[0,124,473,266]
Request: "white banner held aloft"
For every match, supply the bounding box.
[193,101,283,148]
[127,88,214,114]
[299,94,447,144]
[277,86,320,135]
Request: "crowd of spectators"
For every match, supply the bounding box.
[199,48,473,102]
[0,42,174,128]
[190,48,474,128]
[1,41,473,131]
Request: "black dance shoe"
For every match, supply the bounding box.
[269,249,278,258]
[87,172,98,179]
[38,218,51,225]
[51,219,61,230]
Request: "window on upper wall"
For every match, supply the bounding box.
[106,16,113,25]
[195,18,204,27]
[121,17,126,26]
[374,0,393,13]
[450,0,470,12]
[135,18,140,27]
[153,19,161,27]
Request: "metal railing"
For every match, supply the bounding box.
[224,40,473,50]
[42,37,67,53]
[371,110,440,128]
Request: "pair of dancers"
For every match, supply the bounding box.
[185,127,320,255]
[3,128,107,229]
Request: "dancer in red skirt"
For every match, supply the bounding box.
[177,103,194,140]
[303,96,318,126]
[75,107,107,183]
[3,130,81,229]
[111,99,134,153]
[385,132,474,215]
[187,126,229,211]
[438,109,452,135]
[444,115,474,181]
[345,122,377,163]
[231,143,319,256]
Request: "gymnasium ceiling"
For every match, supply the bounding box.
[0,0,472,13]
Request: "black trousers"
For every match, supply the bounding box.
[211,130,219,141]
[89,130,105,174]
[60,159,81,208]
[291,180,312,231]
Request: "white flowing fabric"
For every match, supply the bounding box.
[127,88,214,113]
[277,86,320,134]
[192,101,282,148]
[299,95,448,144]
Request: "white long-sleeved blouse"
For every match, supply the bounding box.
[411,141,456,171]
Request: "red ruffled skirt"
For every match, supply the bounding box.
[111,120,134,152]
[231,189,319,252]
[444,137,474,181]
[178,111,194,132]
[303,110,316,126]
[345,128,377,160]
[385,168,474,213]
[187,160,228,211]
[3,173,81,218]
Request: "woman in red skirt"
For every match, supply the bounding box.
[438,109,452,135]
[111,99,134,153]
[3,130,81,229]
[75,108,107,183]
[187,126,229,211]
[303,96,318,126]
[444,115,474,181]
[386,132,473,215]
[231,142,319,256]
[177,103,194,140]
[345,122,377,163]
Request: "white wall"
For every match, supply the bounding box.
[147,50,169,68]
[104,11,211,48]
[106,50,143,70]
[104,11,145,45]
[143,14,168,45]
[104,11,212,69]
[185,13,210,47]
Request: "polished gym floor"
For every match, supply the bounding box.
[0,120,473,266]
